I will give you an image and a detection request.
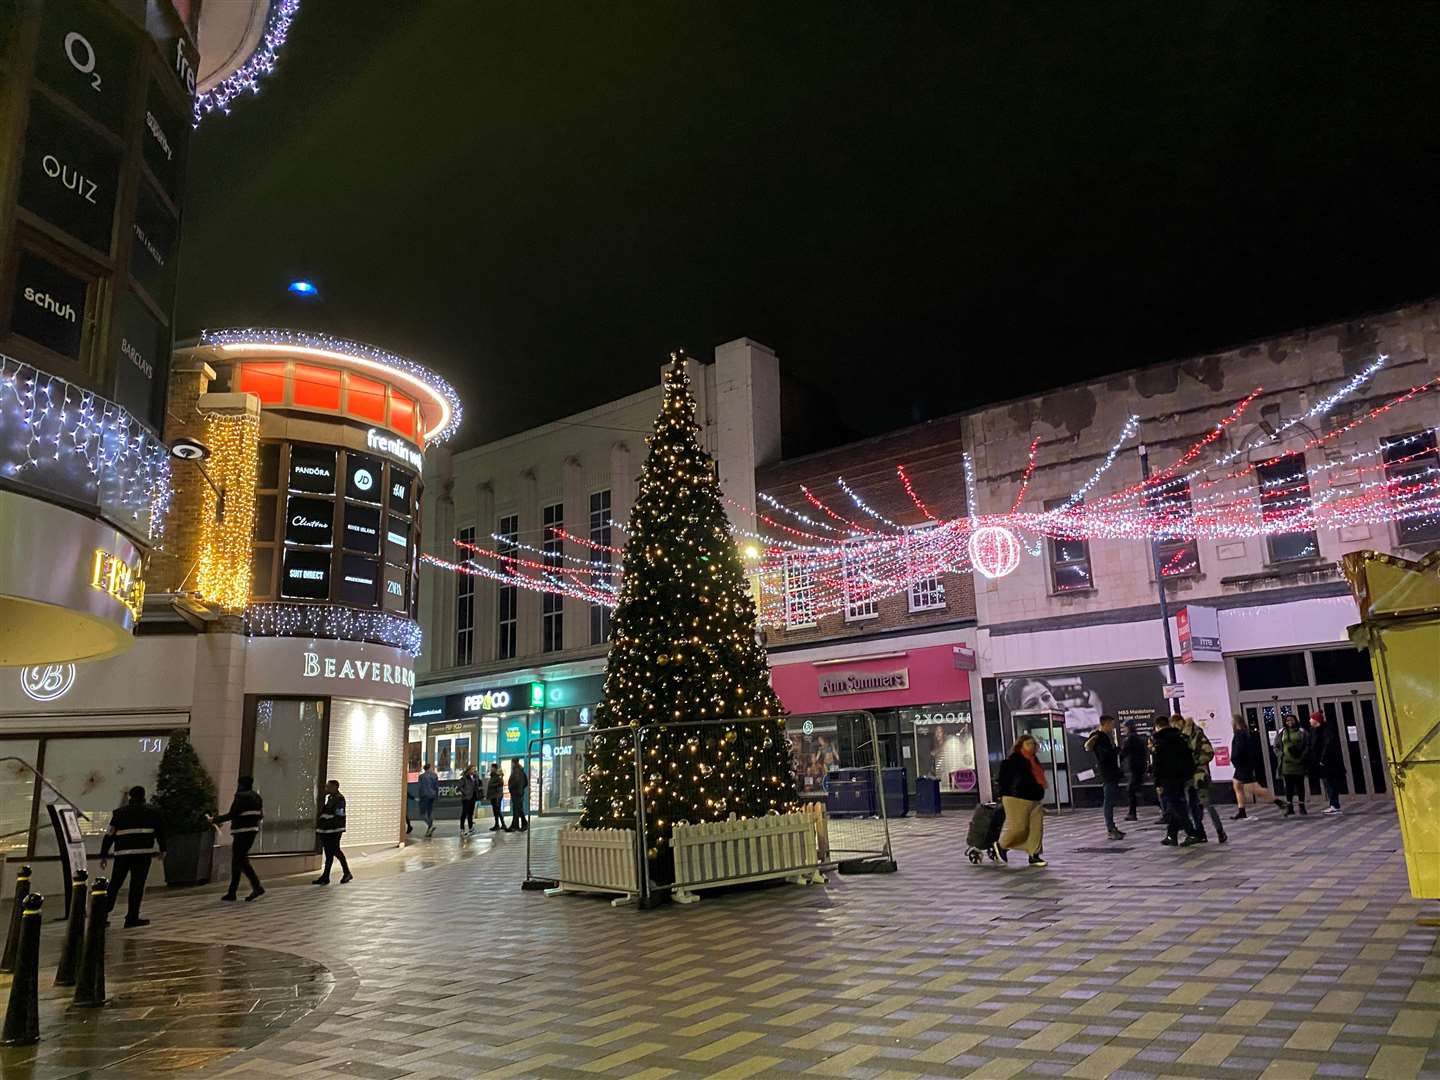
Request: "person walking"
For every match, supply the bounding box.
[1119,719,1151,822]
[486,762,505,831]
[313,779,352,885]
[99,785,166,928]
[1278,713,1310,816]
[1084,715,1125,840]
[991,734,1048,867]
[1307,710,1345,815]
[506,758,529,832]
[417,762,439,837]
[1151,715,1202,847]
[457,764,480,835]
[1230,715,1283,818]
[1177,715,1227,844]
[209,775,265,902]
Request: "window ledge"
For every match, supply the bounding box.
[844,613,881,624]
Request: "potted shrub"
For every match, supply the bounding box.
[153,730,218,886]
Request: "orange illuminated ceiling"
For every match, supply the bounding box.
[187,329,461,444]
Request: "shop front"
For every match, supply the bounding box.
[768,636,983,805]
[0,635,195,895]
[241,636,413,856]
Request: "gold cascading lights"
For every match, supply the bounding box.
[194,412,260,611]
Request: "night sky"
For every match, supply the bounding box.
[177,1,1440,452]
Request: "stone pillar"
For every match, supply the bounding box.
[517,468,540,657]
[473,479,496,663]
[150,358,216,594]
[562,455,586,650]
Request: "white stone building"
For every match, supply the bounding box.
[961,300,1439,804]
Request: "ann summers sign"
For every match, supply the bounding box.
[818,668,910,698]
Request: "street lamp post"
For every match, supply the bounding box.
[1138,443,1181,715]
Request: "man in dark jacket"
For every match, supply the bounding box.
[506,758,529,832]
[314,779,352,885]
[1119,720,1151,821]
[99,785,166,927]
[1150,715,1202,847]
[1083,715,1125,840]
[209,775,265,902]
[1307,711,1345,814]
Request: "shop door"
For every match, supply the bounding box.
[1011,711,1069,808]
[1240,700,1311,794]
[1317,695,1388,796]
[434,734,472,779]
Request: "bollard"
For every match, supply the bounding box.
[53,869,88,988]
[0,864,32,974]
[72,877,108,1008]
[0,893,43,1045]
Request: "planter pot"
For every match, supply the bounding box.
[163,829,214,886]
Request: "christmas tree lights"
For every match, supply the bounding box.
[194,412,260,611]
[578,359,798,878]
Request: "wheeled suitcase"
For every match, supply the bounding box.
[965,801,1006,863]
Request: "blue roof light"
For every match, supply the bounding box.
[287,279,318,296]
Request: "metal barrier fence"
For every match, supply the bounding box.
[524,711,897,903]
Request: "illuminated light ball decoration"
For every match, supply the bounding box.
[194,411,260,611]
[199,327,463,443]
[967,524,1022,580]
[244,603,423,656]
[193,0,302,125]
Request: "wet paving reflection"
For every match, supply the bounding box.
[0,937,333,1078]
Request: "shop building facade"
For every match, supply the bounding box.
[415,339,783,810]
[963,300,1440,804]
[756,417,985,803]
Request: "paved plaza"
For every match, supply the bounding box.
[3,799,1438,1079]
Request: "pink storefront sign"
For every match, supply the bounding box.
[770,642,975,715]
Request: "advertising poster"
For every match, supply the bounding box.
[999,664,1169,786]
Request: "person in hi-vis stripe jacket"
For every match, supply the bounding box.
[314,779,352,885]
[99,785,167,927]
[209,776,265,902]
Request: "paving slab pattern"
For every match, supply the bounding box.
[5,799,1438,1078]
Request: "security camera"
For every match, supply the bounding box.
[169,437,211,461]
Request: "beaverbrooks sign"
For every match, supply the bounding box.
[302,650,415,688]
[817,668,909,698]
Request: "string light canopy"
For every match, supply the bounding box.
[198,327,463,443]
[193,0,302,126]
[425,355,1440,625]
[245,602,423,656]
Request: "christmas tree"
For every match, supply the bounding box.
[580,357,798,872]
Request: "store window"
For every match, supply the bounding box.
[1235,651,1309,691]
[1256,456,1319,562]
[407,723,426,780]
[906,526,946,612]
[1045,497,1094,592]
[326,700,404,847]
[783,552,816,629]
[250,698,324,853]
[34,733,170,854]
[542,503,564,652]
[1382,430,1440,546]
[1143,479,1200,577]
[497,514,518,660]
[841,540,879,621]
[455,525,476,665]
[590,489,613,644]
[902,704,976,794]
[0,739,41,859]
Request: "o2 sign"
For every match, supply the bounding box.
[21,663,77,702]
[64,32,102,92]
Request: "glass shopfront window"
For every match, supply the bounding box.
[902,702,977,794]
[0,739,41,858]
[33,733,171,854]
[250,698,325,853]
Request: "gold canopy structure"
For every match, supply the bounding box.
[1341,550,1440,900]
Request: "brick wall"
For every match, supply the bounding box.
[756,415,977,646]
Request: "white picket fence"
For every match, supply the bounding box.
[671,811,824,903]
[551,826,640,905]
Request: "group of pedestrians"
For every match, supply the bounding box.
[413,759,530,837]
